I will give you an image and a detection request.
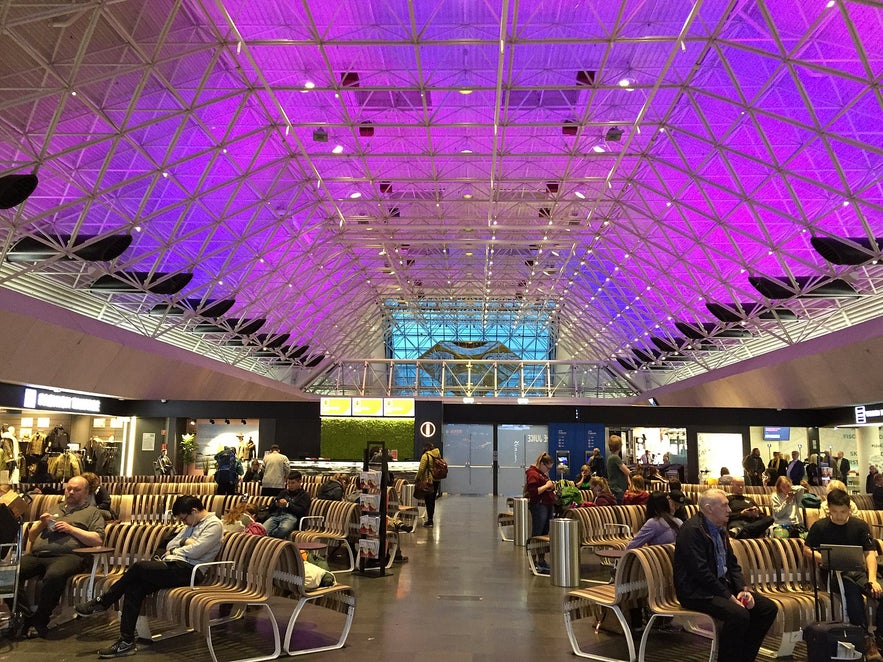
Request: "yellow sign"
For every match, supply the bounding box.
[384,398,415,417]
[352,398,383,416]
[320,397,352,416]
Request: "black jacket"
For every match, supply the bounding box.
[674,513,747,603]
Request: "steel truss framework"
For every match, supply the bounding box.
[0,0,881,401]
[307,359,636,400]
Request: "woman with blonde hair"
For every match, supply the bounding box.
[524,452,556,573]
[221,501,257,533]
[623,475,650,505]
[771,476,804,533]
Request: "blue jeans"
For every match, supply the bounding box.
[528,502,554,537]
[264,512,297,539]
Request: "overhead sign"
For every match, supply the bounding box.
[420,421,437,439]
[23,388,101,413]
[320,396,415,418]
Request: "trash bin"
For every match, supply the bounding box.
[550,517,580,587]
[400,482,415,507]
[513,497,530,547]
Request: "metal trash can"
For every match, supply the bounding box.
[513,497,530,547]
[550,517,580,587]
[400,482,414,507]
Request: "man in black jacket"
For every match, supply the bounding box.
[263,471,311,539]
[674,489,777,662]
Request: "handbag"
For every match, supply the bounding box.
[414,478,434,499]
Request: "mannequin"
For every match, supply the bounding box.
[0,425,20,483]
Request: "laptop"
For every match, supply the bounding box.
[819,544,866,572]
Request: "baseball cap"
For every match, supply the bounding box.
[669,490,686,504]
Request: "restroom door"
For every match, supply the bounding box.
[442,424,494,495]
[497,425,549,496]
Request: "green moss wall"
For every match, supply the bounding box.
[320,417,415,460]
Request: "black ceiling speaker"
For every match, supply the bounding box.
[811,236,880,265]
[90,271,192,295]
[0,173,38,209]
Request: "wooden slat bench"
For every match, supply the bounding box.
[293,501,359,574]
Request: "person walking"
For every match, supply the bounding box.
[416,442,441,527]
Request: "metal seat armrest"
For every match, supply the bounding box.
[189,560,235,587]
[299,515,325,531]
[604,523,633,537]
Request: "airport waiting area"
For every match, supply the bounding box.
[0,472,877,661]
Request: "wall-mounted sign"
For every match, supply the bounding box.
[320,397,352,416]
[23,388,101,413]
[420,421,437,438]
[352,398,383,416]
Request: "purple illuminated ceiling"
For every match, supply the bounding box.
[0,0,881,394]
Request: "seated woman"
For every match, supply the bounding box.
[771,476,805,533]
[575,464,593,490]
[587,476,617,506]
[622,475,650,505]
[221,502,257,533]
[820,479,860,517]
[718,467,733,486]
[627,491,682,549]
[81,471,116,521]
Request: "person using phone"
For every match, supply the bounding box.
[771,476,805,531]
[17,476,105,638]
[263,471,310,539]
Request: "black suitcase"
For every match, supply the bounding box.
[803,546,866,661]
[803,622,865,662]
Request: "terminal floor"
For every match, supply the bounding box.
[1,494,812,661]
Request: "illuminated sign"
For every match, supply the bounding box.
[320,397,352,416]
[321,396,415,418]
[352,398,383,416]
[384,398,415,417]
[855,404,883,425]
[23,388,101,413]
[420,421,437,438]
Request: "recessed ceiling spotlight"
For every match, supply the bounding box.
[575,191,585,199]
[332,145,344,154]
[842,200,850,207]
[134,226,142,232]
[459,88,473,95]
[463,193,473,199]
[592,144,606,153]
[304,80,315,90]
[349,192,361,199]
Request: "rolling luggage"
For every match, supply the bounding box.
[803,545,866,661]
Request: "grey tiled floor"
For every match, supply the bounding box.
[0,495,805,660]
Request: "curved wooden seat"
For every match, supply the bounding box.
[292,501,358,574]
[563,547,647,661]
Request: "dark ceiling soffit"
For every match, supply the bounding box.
[674,321,753,339]
[812,236,880,265]
[7,234,132,262]
[0,173,38,209]
[90,271,192,295]
[706,302,798,323]
[148,298,236,318]
[748,275,860,299]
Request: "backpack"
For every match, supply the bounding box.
[214,450,238,485]
[430,455,448,480]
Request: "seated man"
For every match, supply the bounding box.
[803,489,883,661]
[75,495,222,658]
[726,477,774,538]
[674,489,777,662]
[18,475,105,638]
[263,470,311,539]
